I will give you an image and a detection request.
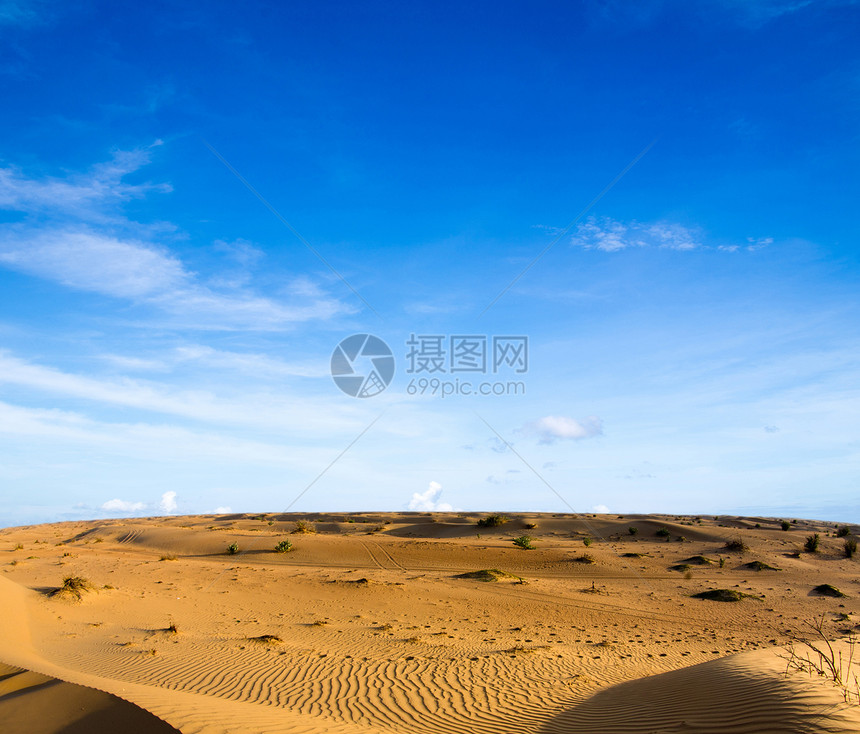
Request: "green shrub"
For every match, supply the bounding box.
[512,535,534,550]
[836,526,851,538]
[274,540,293,553]
[723,539,748,552]
[844,537,857,559]
[227,542,239,555]
[781,520,791,531]
[804,533,820,553]
[292,520,316,534]
[628,526,638,535]
[655,527,670,538]
[582,537,593,547]
[477,514,509,528]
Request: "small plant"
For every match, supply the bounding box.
[477,514,509,528]
[292,520,316,534]
[523,522,537,529]
[53,575,93,600]
[723,539,748,552]
[455,569,523,583]
[845,537,857,559]
[227,542,240,555]
[13,543,23,550]
[248,634,282,645]
[804,533,820,553]
[512,535,535,550]
[812,584,846,598]
[692,588,757,602]
[836,526,851,538]
[159,554,177,561]
[582,537,593,547]
[719,557,726,568]
[628,526,638,535]
[573,554,595,564]
[780,615,859,705]
[742,560,780,571]
[781,520,791,531]
[274,539,293,553]
[166,622,179,634]
[655,527,670,538]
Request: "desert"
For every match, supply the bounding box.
[1,512,858,733]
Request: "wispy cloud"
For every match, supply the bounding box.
[570,216,773,254]
[0,147,168,220]
[571,216,701,251]
[0,147,351,329]
[0,352,354,432]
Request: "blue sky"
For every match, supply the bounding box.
[1,0,859,527]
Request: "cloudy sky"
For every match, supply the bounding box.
[1,1,859,527]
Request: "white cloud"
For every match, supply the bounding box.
[0,149,351,329]
[0,351,356,431]
[408,481,454,511]
[0,229,187,298]
[524,415,603,444]
[101,498,146,513]
[592,504,610,513]
[159,491,177,514]
[0,148,168,220]
[572,216,701,251]
[214,506,232,514]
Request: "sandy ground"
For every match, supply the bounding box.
[1,512,858,733]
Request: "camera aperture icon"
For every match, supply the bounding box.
[331,334,395,398]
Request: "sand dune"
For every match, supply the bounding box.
[1,512,858,732]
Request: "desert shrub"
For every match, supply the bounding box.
[523,522,537,529]
[804,534,820,553]
[582,537,593,547]
[53,575,93,600]
[681,555,714,566]
[227,542,239,555]
[573,554,595,564]
[836,526,851,538]
[159,554,177,561]
[477,514,509,528]
[723,539,748,552]
[274,540,293,553]
[655,527,670,538]
[455,569,523,582]
[844,537,857,559]
[719,557,726,568]
[812,584,846,598]
[292,520,316,534]
[512,535,534,550]
[248,634,282,644]
[628,526,638,535]
[742,560,780,571]
[781,520,791,531]
[692,589,757,602]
